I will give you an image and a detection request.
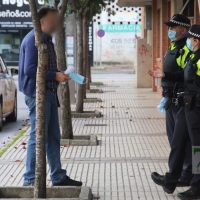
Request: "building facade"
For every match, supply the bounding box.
[93,1,143,68]
[117,0,200,93]
[0,0,46,66]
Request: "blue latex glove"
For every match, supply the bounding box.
[157,97,166,113]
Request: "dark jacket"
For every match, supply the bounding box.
[18,30,56,97]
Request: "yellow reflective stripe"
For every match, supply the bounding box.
[190,54,195,59]
[176,45,191,69]
[196,59,200,76]
[170,42,175,50]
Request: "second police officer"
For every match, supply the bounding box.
[148,24,200,200]
[153,14,193,186]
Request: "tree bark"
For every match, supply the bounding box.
[55,1,73,139]
[75,12,84,113]
[28,0,47,198]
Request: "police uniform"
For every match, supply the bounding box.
[162,14,192,182]
[154,25,200,200]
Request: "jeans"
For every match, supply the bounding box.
[23,90,66,184]
[166,107,192,179]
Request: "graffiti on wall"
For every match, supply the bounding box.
[94,23,142,63]
[138,45,149,56]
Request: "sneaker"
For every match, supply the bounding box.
[177,187,200,200]
[53,176,82,187]
[23,182,34,186]
[151,172,175,194]
[176,176,191,187]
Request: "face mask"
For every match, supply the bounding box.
[186,38,194,51]
[168,30,177,41]
[69,72,87,85]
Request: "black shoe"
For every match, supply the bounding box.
[151,172,175,194]
[176,176,191,187]
[23,182,34,186]
[177,187,200,200]
[53,176,82,187]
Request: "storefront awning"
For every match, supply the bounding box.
[116,0,152,7]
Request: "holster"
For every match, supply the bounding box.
[195,94,200,108]
[184,95,193,109]
[164,97,173,110]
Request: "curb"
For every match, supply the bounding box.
[0,186,92,200]
[71,111,102,118]
[83,98,102,103]
[90,82,104,86]
[86,89,103,93]
[60,135,97,146]
[0,125,30,157]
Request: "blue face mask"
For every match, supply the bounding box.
[69,72,86,85]
[186,38,194,51]
[157,97,166,113]
[168,30,177,41]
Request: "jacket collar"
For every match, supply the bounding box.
[42,32,52,43]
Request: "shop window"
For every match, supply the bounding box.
[168,1,171,46]
[0,29,30,66]
[157,9,161,58]
[0,30,20,65]
[182,0,194,17]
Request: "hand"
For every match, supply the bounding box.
[147,66,165,78]
[55,72,71,82]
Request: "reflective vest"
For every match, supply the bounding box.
[184,54,200,92]
[161,42,190,88]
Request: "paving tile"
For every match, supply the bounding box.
[0,75,187,200]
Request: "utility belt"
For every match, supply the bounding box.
[161,81,185,89]
[183,94,200,109]
[163,88,184,110]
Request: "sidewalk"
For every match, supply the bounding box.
[0,74,188,200]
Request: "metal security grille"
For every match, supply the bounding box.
[93,1,142,25]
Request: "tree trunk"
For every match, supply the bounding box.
[82,9,88,98]
[75,12,84,113]
[55,1,73,139]
[29,0,47,198]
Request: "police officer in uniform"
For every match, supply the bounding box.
[155,14,193,185]
[148,24,200,200]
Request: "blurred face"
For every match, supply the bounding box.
[169,25,187,39]
[40,11,58,35]
[189,37,200,51]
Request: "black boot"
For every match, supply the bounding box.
[176,176,191,187]
[151,172,175,194]
[53,176,82,187]
[177,187,200,200]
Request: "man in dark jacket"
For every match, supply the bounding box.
[18,6,82,187]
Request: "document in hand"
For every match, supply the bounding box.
[61,65,75,84]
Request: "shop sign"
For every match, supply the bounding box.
[0,0,44,28]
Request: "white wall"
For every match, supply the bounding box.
[93,23,141,65]
[93,1,142,67]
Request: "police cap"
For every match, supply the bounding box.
[164,14,190,27]
[182,24,200,38]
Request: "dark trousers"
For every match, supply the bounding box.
[165,106,200,190]
[166,107,192,179]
